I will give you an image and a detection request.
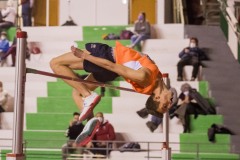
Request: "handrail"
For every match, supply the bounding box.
[1,139,238,151]
[1,138,240,159]
[219,0,240,39]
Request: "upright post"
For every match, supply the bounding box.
[6,31,28,160]
[162,73,171,160]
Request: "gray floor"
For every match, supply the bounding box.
[185,25,240,153]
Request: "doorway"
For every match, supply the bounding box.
[130,0,157,24]
[33,0,59,26]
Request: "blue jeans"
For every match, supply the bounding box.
[22,2,32,26]
[151,116,162,126]
[130,34,150,47]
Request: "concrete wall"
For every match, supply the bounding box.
[58,0,171,26]
[0,0,18,9]
[59,0,129,26]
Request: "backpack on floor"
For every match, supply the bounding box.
[119,142,141,152]
[208,123,234,142]
[120,30,134,39]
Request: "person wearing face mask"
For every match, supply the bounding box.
[128,12,151,50]
[177,37,206,81]
[85,112,116,157]
[0,31,10,66]
[0,27,31,67]
[172,83,209,133]
[74,112,116,157]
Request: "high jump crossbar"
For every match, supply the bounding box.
[26,68,137,93]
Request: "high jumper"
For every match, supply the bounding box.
[50,41,174,122]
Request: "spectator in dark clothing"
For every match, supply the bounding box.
[173,83,207,133]
[21,0,34,26]
[86,112,116,157]
[177,37,206,81]
[62,112,85,160]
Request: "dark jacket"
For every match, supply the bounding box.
[67,122,84,140]
[179,47,206,61]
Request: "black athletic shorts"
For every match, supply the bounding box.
[83,43,119,82]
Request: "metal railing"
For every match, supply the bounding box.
[1,138,240,160]
[219,0,240,39]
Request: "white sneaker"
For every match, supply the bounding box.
[79,92,101,122]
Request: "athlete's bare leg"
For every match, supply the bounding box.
[72,74,99,111]
[50,51,93,98]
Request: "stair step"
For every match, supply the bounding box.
[24,130,67,148]
[190,115,223,133]
[47,80,120,97]
[36,97,112,113]
[180,134,231,153]
[172,152,239,160]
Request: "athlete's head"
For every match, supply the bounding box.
[146,88,177,118]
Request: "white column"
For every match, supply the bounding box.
[157,0,165,24]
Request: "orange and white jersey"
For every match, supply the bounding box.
[114,41,161,95]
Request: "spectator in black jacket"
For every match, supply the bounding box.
[177,37,206,81]
[62,112,84,160]
[173,83,208,133]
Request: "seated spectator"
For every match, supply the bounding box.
[86,112,116,157]
[177,37,206,81]
[0,27,30,67]
[128,12,151,51]
[0,0,16,32]
[0,81,8,112]
[0,81,9,129]
[137,88,178,132]
[172,83,209,133]
[0,31,10,66]
[62,112,85,160]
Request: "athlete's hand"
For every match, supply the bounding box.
[71,46,85,59]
